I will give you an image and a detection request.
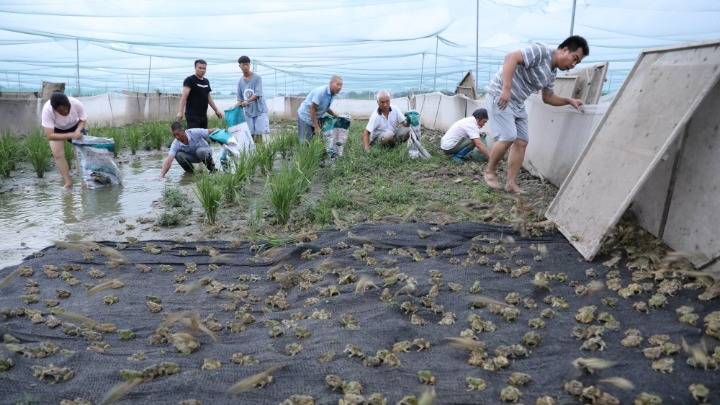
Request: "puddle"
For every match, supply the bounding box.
[0,150,201,269]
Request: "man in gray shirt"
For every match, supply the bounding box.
[483,35,588,194]
[160,121,219,177]
[236,55,269,144]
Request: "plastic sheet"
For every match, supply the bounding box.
[71,135,121,188]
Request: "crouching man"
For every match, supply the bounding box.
[362,90,409,152]
[440,108,489,162]
[160,121,219,178]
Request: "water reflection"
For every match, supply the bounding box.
[0,152,190,269]
[62,190,79,223]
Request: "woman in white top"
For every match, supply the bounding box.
[41,92,87,188]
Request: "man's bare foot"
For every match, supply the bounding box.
[63,182,73,189]
[505,183,525,194]
[483,171,501,190]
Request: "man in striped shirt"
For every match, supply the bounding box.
[483,35,589,194]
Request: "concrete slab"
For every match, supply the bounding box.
[546,41,720,260]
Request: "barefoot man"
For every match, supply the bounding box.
[483,35,589,193]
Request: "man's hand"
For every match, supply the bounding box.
[568,98,584,111]
[71,130,83,140]
[215,110,224,119]
[176,112,183,121]
[498,89,511,110]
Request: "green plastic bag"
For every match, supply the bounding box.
[319,115,337,132]
[405,111,420,127]
[209,129,232,144]
[224,106,245,127]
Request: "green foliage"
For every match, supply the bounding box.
[295,137,324,183]
[254,141,276,174]
[0,132,22,177]
[24,129,52,178]
[233,151,257,184]
[217,171,242,204]
[145,122,169,151]
[126,127,141,155]
[109,128,124,158]
[267,162,306,224]
[273,131,298,158]
[194,173,222,224]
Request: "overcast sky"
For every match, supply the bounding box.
[0,0,717,96]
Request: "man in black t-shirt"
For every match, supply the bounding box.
[176,59,223,129]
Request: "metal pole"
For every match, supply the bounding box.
[75,38,81,96]
[570,0,577,36]
[433,36,438,91]
[146,56,152,93]
[420,53,425,91]
[475,0,479,93]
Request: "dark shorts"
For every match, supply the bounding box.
[54,123,83,142]
[186,115,208,129]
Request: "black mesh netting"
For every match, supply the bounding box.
[0,222,718,404]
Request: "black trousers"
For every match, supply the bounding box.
[186,115,208,129]
[175,147,215,173]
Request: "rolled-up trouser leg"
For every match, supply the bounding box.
[195,147,216,172]
[175,151,198,173]
[443,138,473,156]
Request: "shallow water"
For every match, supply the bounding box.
[0,151,197,269]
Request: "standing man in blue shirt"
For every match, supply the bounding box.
[296,75,343,142]
[235,55,269,144]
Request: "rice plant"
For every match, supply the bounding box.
[217,171,243,204]
[126,127,141,154]
[64,141,75,169]
[25,129,52,178]
[295,136,324,182]
[254,141,276,174]
[145,122,169,151]
[0,132,22,177]
[274,131,299,158]
[194,173,222,224]
[267,162,306,224]
[109,128,124,158]
[233,151,257,183]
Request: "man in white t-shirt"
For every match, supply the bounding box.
[40,92,88,188]
[160,121,220,178]
[362,90,410,152]
[440,109,489,162]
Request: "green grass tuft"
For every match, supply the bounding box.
[0,132,22,177]
[25,129,52,178]
[267,162,306,224]
[127,127,141,155]
[194,173,222,224]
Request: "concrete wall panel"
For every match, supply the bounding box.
[547,41,720,260]
[524,94,608,185]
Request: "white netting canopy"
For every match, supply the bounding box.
[0,0,718,96]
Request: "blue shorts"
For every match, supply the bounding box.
[246,112,270,135]
[486,95,529,143]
